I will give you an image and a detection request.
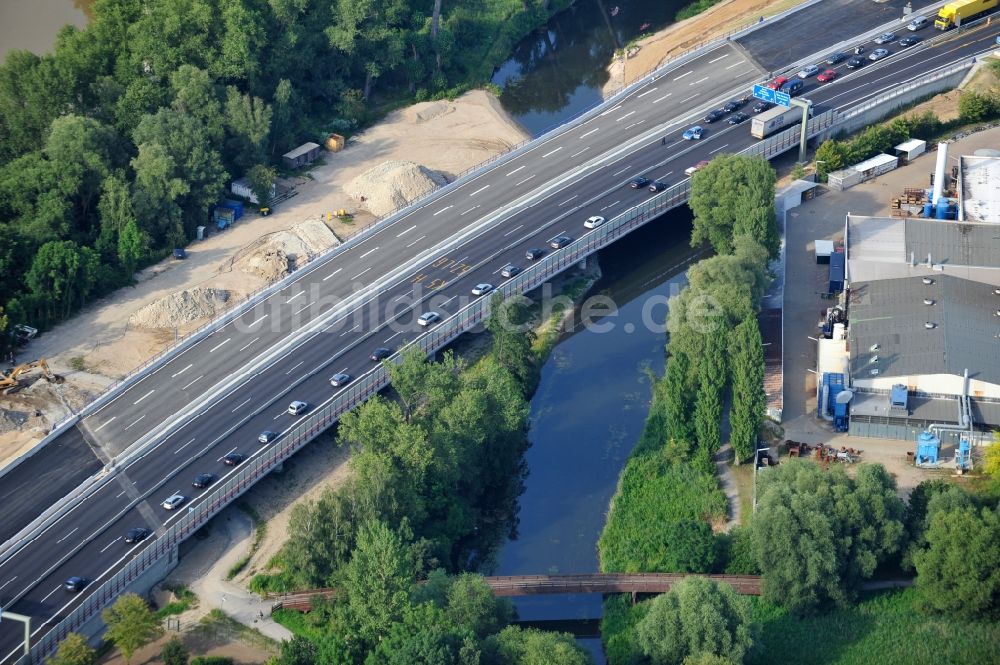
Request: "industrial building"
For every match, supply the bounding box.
[958,153,1000,223]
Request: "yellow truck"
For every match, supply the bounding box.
[934,0,998,29]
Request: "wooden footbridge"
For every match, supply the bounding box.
[270,573,762,612]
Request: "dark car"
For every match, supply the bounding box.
[826,51,847,65]
[722,99,744,113]
[258,430,278,444]
[500,264,521,278]
[193,473,215,488]
[899,36,921,47]
[704,109,725,123]
[648,180,667,193]
[124,527,150,544]
[846,57,866,69]
[223,452,246,466]
[752,101,772,113]
[525,248,545,260]
[728,112,749,125]
[629,176,651,189]
[370,347,391,362]
[64,577,86,592]
[549,236,572,250]
[173,248,187,260]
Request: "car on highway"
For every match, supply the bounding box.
[648,180,667,192]
[124,527,150,544]
[629,176,651,188]
[826,52,847,65]
[797,64,820,78]
[192,473,215,488]
[817,69,838,83]
[549,235,573,249]
[258,430,278,444]
[287,400,308,415]
[728,111,749,125]
[752,101,772,113]
[500,264,521,278]
[685,160,710,176]
[370,347,391,361]
[899,35,921,47]
[330,373,352,387]
[907,16,928,31]
[471,283,493,296]
[64,577,87,592]
[766,76,789,90]
[846,57,866,69]
[874,32,895,44]
[162,494,186,510]
[223,452,246,466]
[417,311,441,326]
[584,215,605,228]
[722,99,744,113]
[525,247,545,260]
[869,48,890,61]
[703,109,725,123]
[682,125,704,140]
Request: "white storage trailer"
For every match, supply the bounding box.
[751,104,812,139]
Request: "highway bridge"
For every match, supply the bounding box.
[1,1,996,660]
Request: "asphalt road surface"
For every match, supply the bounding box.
[2,15,997,662]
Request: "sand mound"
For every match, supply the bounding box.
[347,160,447,217]
[410,100,454,123]
[128,288,232,330]
[232,220,339,281]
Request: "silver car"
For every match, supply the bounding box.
[874,32,895,44]
[417,311,441,327]
[584,216,605,229]
[471,283,493,296]
[869,48,890,61]
[287,400,308,415]
[797,64,820,78]
[162,494,186,510]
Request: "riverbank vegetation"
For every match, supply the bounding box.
[0,0,570,344]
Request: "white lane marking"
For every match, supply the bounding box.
[56,527,79,544]
[209,337,231,353]
[580,128,600,139]
[616,111,636,122]
[285,361,304,375]
[352,267,372,280]
[726,59,746,69]
[286,291,305,303]
[100,537,121,553]
[558,195,578,206]
[680,93,699,103]
[503,224,525,237]
[433,206,453,216]
[659,170,674,179]
[440,296,456,307]
[406,235,427,248]
[0,576,16,593]
[689,76,709,85]
[239,336,259,352]
[171,363,193,378]
[247,314,268,327]
[571,147,590,157]
[652,93,672,104]
[612,166,631,176]
[708,53,730,63]
[340,324,362,337]
[599,104,622,116]
[218,446,238,462]
[600,200,621,212]
[542,147,563,158]
[231,398,252,413]
[41,584,62,603]
[293,302,313,315]
[673,70,693,80]
[709,143,730,155]
[636,87,658,98]
[359,246,379,259]
[95,416,116,432]
[173,438,196,455]
[396,225,416,237]
[123,415,145,431]
[506,165,526,176]
[182,375,204,390]
[732,69,754,78]
[514,175,536,186]
[393,294,408,303]
[115,489,127,498]
[322,267,343,281]
[133,389,155,405]
[461,206,480,216]
[469,185,490,196]
[384,331,404,343]
[624,120,645,130]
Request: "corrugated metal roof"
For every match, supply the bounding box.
[282,142,320,160]
[960,155,1000,224]
[895,138,926,152]
[904,217,1000,268]
[853,154,897,172]
[848,274,1000,385]
[849,391,1000,427]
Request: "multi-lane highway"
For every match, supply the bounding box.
[2,10,997,661]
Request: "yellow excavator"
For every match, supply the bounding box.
[0,359,64,395]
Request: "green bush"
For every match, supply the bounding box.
[190,657,233,665]
[676,0,724,21]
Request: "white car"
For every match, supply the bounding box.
[584,216,605,229]
[874,32,895,44]
[162,494,186,510]
[471,283,493,296]
[868,48,890,61]
[797,64,820,79]
[417,311,440,327]
[287,400,308,415]
[907,16,928,30]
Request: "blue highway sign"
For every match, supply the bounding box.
[752,84,791,107]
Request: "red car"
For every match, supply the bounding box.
[817,69,838,83]
[767,76,789,90]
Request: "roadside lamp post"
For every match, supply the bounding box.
[0,607,32,658]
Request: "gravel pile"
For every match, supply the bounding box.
[128,288,232,329]
[347,160,446,217]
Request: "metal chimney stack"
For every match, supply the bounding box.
[931,142,948,205]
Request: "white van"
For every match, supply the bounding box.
[907,16,928,31]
